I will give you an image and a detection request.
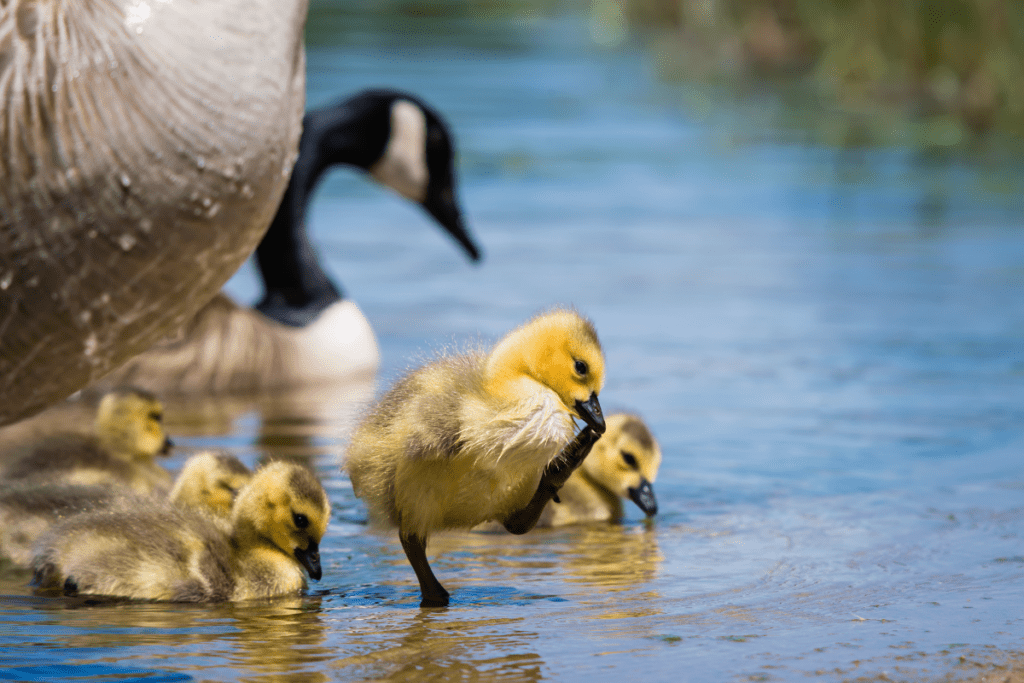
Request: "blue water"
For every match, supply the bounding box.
[3,2,1024,681]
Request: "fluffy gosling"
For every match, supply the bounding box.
[345,308,607,607]
[1,452,251,569]
[0,388,173,495]
[539,413,661,526]
[0,484,136,568]
[31,461,330,601]
[168,451,252,517]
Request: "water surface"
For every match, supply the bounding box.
[3,3,1024,681]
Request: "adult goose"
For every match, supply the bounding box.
[98,89,481,395]
[0,0,309,425]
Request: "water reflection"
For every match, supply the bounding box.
[8,595,334,683]
[328,609,543,682]
[159,378,376,442]
[557,525,662,590]
[423,523,664,617]
[224,599,332,683]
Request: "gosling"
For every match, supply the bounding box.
[345,308,607,607]
[168,451,252,517]
[1,452,252,568]
[31,461,330,602]
[0,388,173,495]
[0,484,135,568]
[538,413,661,527]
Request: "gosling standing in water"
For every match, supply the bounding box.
[31,461,329,602]
[0,388,173,495]
[537,413,661,527]
[345,308,607,607]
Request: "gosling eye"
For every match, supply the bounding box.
[574,360,588,377]
[293,513,309,529]
[218,482,238,497]
[621,451,638,469]
[148,411,163,423]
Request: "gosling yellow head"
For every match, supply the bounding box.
[581,413,661,516]
[95,388,173,461]
[231,461,330,582]
[485,308,606,433]
[169,451,253,517]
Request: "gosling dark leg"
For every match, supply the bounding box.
[399,532,450,608]
[503,426,601,535]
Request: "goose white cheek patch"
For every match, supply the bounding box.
[370,100,429,203]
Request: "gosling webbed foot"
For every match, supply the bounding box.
[400,532,450,608]
[502,426,602,535]
[420,588,450,609]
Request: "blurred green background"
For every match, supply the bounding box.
[307,0,1024,150]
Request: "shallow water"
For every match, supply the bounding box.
[3,2,1024,681]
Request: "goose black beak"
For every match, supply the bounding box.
[574,392,606,434]
[423,188,482,262]
[160,437,174,456]
[628,478,658,517]
[294,540,322,581]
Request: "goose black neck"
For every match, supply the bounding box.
[254,97,392,328]
[254,185,340,328]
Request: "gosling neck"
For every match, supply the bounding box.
[254,99,390,328]
[229,516,279,560]
[228,518,305,596]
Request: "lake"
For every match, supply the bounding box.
[2,1,1024,681]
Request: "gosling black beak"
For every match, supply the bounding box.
[574,392,606,434]
[294,540,322,581]
[628,479,658,517]
[423,186,482,262]
[160,437,174,456]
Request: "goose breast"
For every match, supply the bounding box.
[0,0,309,425]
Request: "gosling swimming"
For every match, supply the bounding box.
[344,308,607,606]
[538,413,661,527]
[0,388,173,495]
[168,451,252,517]
[0,451,251,568]
[31,461,330,602]
[0,484,133,568]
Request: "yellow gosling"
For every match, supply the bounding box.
[345,308,608,606]
[0,484,139,568]
[539,413,661,527]
[168,451,253,517]
[1,452,252,569]
[0,388,173,495]
[30,462,330,602]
